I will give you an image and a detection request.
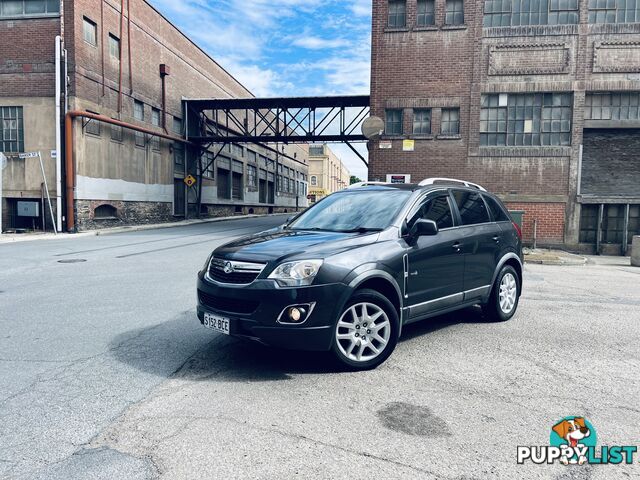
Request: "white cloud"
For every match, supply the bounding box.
[291,36,350,50]
[351,0,372,17]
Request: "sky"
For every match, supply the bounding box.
[149,0,372,181]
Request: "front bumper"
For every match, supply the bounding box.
[196,272,352,351]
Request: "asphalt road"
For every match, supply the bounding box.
[1,217,639,479]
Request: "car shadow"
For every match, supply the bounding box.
[108,306,488,382]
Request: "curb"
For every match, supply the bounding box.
[524,255,587,266]
[0,213,289,244]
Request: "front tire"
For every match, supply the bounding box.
[483,265,520,322]
[331,289,399,370]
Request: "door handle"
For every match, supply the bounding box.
[452,242,463,252]
[492,236,501,243]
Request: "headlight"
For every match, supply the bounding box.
[268,259,323,287]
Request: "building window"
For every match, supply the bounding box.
[589,0,640,23]
[85,111,100,136]
[579,205,598,244]
[388,0,406,27]
[309,145,324,156]
[484,0,579,27]
[173,117,185,173]
[445,0,464,25]
[151,108,161,150]
[0,0,60,18]
[108,33,120,59]
[201,152,215,179]
[133,100,145,147]
[83,17,97,46]
[629,205,640,244]
[385,109,403,135]
[413,109,432,135]
[110,120,122,142]
[440,108,460,135]
[480,93,572,146]
[248,164,257,188]
[416,0,435,26]
[247,150,257,162]
[0,106,24,152]
[310,175,318,186]
[585,92,640,120]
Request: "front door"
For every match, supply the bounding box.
[404,193,465,319]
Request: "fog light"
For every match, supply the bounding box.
[289,307,305,322]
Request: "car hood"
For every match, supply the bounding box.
[214,228,380,263]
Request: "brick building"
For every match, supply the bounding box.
[0,0,308,233]
[370,0,640,254]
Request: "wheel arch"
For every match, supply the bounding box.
[347,271,403,324]
[489,252,523,299]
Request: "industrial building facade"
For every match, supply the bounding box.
[307,144,351,203]
[0,0,308,233]
[370,0,640,254]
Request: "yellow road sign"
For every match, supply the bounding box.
[184,175,196,187]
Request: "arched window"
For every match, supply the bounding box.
[310,175,318,186]
[94,204,118,219]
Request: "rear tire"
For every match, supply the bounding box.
[331,289,400,371]
[482,265,520,322]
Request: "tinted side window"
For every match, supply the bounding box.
[408,195,454,230]
[452,191,490,225]
[483,194,510,222]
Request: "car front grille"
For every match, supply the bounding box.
[198,291,260,315]
[206,257,266,285]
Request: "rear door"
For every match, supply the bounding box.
[450,189,500,300]
[404,192,465,319]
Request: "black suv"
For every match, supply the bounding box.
[197,179,523,370]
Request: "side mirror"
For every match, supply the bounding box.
[412,219,438,237]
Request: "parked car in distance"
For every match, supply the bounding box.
[197,178,523,370]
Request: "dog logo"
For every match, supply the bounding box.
[550,416,597,465]
[223,261,235,274]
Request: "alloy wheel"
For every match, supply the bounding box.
[335,302,391,362]
[499,272,517,314]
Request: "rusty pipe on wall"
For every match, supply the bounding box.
[65,110,192,232]
[127,0,133,93]
[117,0,125,112]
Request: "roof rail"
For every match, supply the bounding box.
[346,181,390,189]
[418,177,487,192]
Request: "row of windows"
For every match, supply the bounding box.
[483,0,579,27]
[381,0,640,27]
[200,152,303,194]
[585,92,640,120]
[83,16,121,60]
[0,0,59,18]
[408,190,510,231]
[388,0,464,27]
[385,108,460,136]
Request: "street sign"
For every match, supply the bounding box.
[403,140,415,152]
[379,140,392,149]
[387,174,411,184]
[18,152,40,159]
[184,175,196,187]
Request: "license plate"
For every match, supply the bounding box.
[203,313,230,335]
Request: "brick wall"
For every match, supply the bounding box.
[0,17,59,97]
[505,202,566,244]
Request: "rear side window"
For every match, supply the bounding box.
[483,194,510,222]
[452,190,490,226]
[407,195,454,230]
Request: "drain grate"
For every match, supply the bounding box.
[57,259,87,264]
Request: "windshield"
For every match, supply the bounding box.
[288,190,412,232]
